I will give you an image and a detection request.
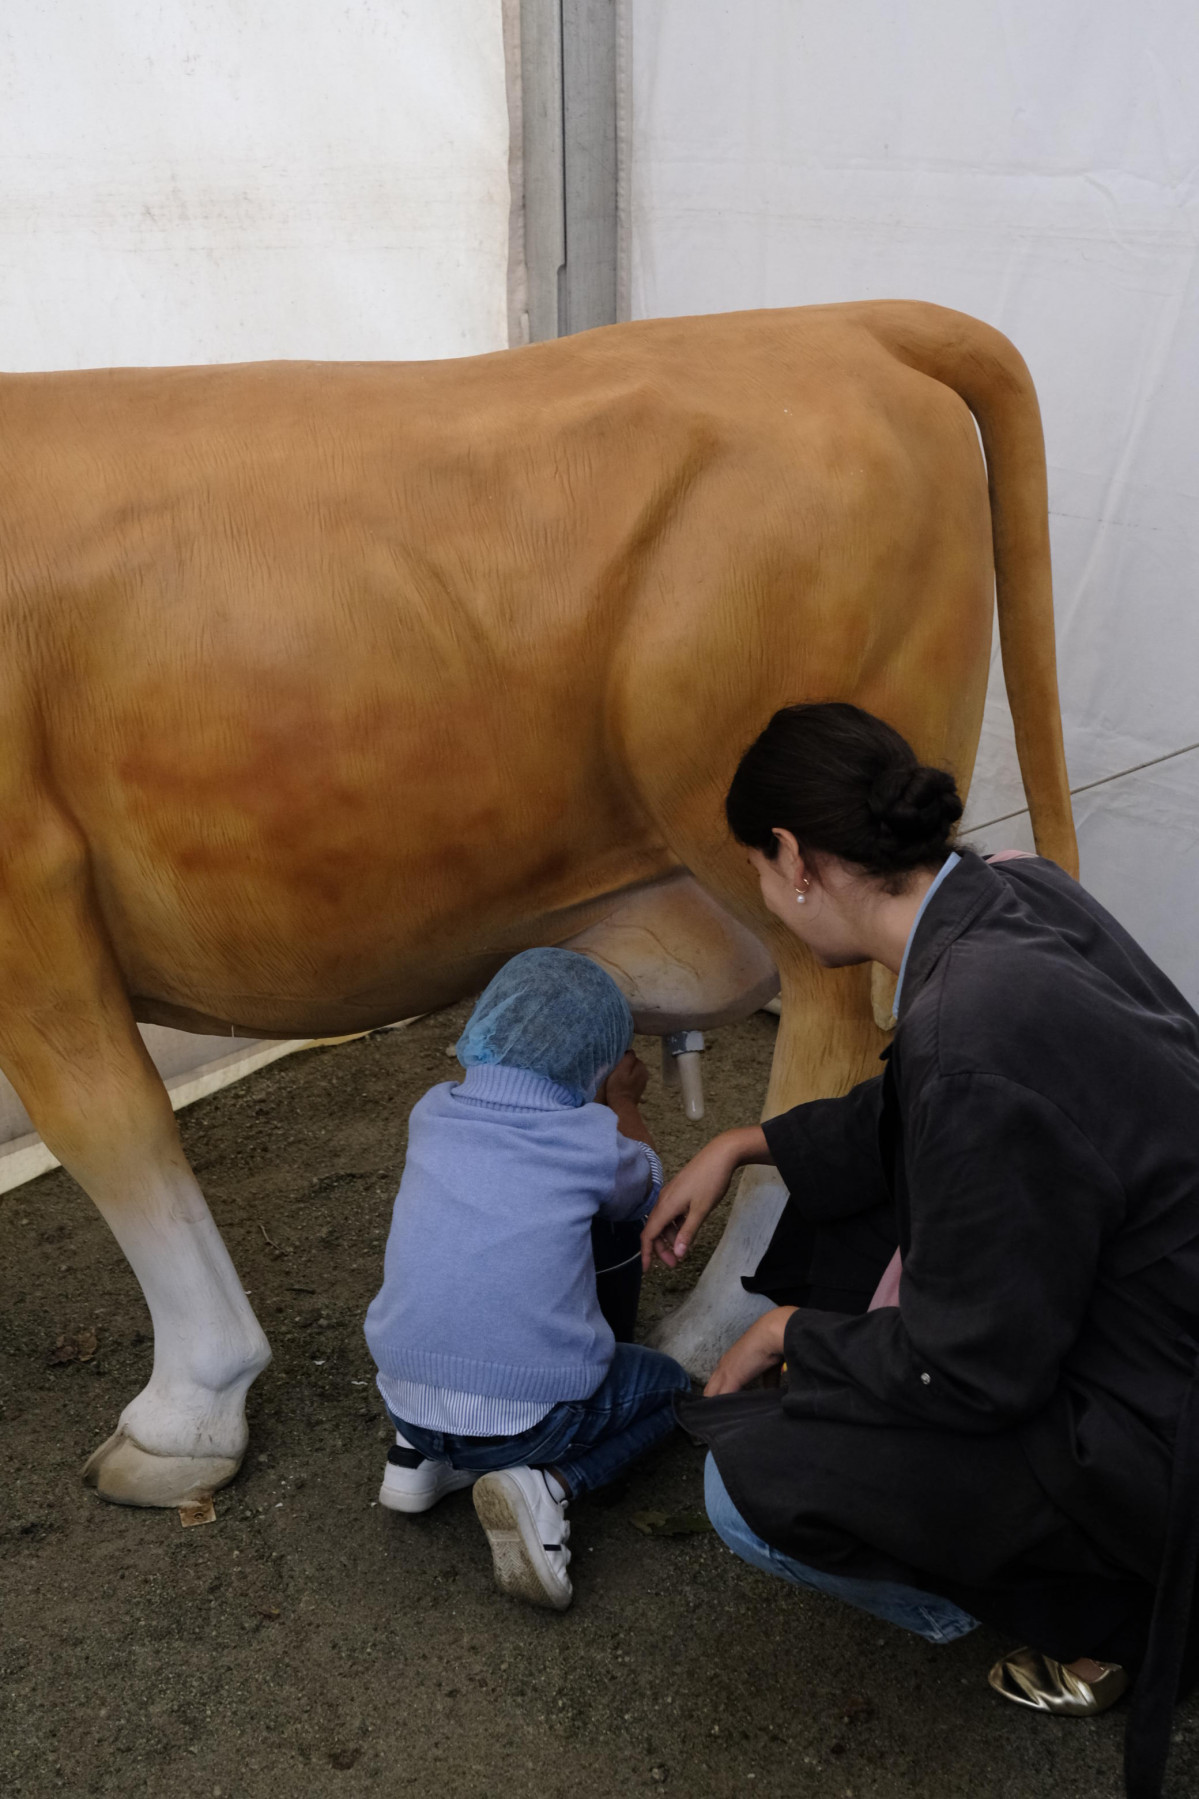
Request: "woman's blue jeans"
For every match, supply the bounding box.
[390,1344,690,1497]
[704,1454,979,1645]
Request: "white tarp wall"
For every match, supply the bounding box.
[0,1,510,368]
[0,0,511,1183]
[628,0,1199,1006]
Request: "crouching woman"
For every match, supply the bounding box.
[642,702,1199,1799]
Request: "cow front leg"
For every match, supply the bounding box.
[0,815,269,1506]
[77,1142,272,1506]
[17,1044,270,1507]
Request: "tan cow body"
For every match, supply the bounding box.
[0,302,1075,1505]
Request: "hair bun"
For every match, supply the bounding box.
[724,700,965,885]
[867,763,962,860]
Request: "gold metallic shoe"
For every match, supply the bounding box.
[988,1646,1129,1716]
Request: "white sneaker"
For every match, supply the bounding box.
[378,1437,480,1514]
[472,1466,573,1611]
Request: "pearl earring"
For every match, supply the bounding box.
[795,880,810,905]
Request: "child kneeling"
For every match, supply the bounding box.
[363,948,690,1610]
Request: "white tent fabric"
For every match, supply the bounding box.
[0,1,511,1182]
[0,0,511,368]
[627,0,1199,1004]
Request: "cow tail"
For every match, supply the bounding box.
[855,300,1079,878]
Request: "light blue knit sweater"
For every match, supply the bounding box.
[364,1063,663,1434]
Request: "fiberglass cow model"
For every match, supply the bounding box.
[0,301,1076,1508]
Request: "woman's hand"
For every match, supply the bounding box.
[704,1307,796,1396]
[640,1126,769,1271]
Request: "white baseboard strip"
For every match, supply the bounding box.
[0,1018,419,1198]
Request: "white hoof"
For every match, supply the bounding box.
[650,1166,790,1380]
[83,1334,267,1508]
[82,1428,241,1508]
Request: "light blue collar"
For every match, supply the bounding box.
[453,1063,582,1111]
[892,852,962,1018]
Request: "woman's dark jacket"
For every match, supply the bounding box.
[686,850,1199,1672]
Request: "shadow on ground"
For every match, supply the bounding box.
[2,1006,1195,1797]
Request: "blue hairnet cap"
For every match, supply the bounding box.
[455,947,634,1105]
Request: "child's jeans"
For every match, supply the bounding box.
[388,1343,690,1497]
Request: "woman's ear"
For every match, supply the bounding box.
[771,829,803,886]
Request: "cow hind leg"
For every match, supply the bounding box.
[619,785,884,1376]
[651,945,883,1376]
[0,817,270,1506]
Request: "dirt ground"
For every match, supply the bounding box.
[2,1005,1195,1799]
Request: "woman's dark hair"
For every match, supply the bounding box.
[725,702,963,888]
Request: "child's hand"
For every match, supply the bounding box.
[600,1051,649,1108]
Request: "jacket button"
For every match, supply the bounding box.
[920,1372,931,1385]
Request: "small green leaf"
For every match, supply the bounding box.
[630,1510,713,1537]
